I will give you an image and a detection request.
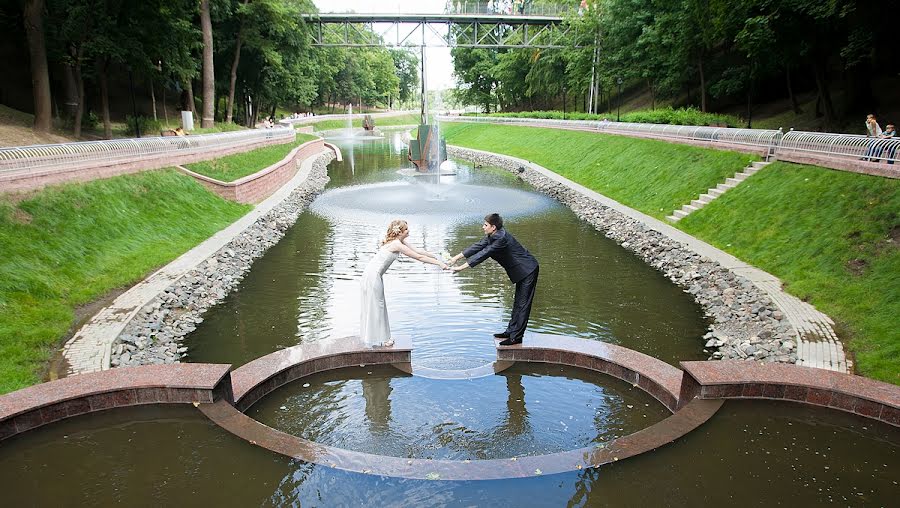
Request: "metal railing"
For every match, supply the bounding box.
[779,130,899,163]
[437,115,782,151]
[438,115,900,166]
[444,1,575,17]
[0,127,295,178]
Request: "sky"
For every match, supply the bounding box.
[311,0,456,91]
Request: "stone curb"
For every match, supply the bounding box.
[61,149,336,374]
[448,145,848,372]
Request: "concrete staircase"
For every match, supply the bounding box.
[667,161,770,222]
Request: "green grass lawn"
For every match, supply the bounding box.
[0,171,251,394]
[184,133,318,182]
[442,122,898,384]
[441,122,758,220]
[311,113,421,132]
[678,163,899,384]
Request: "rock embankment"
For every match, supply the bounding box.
[110,153,334,367]
[451,147,798,364]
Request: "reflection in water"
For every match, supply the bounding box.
[503,374,529,438]
[362,376,392,435]
[250,364,669,461]
[0,131,897,505]
[187,131,709,370]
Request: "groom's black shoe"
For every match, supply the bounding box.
[498,337,522,346]
[493,332,510,339]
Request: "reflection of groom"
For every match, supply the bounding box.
[450,213,539,345]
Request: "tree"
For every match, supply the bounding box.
[22,0,52,132]
[390,48,418,107]
[199,0,214,128]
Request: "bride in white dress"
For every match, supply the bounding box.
[360,219,448,347]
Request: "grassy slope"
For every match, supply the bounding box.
[311,113,421,132]
[0,171,251,393]
[441,122,757,220]
[184,133,317,182]
[443,122,898,384]
[678,163,899,383]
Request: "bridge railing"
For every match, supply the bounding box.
[0,127,295,178]
[443,1,574,17]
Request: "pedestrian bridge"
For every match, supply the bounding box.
[302,9,579,48]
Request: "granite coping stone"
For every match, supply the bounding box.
[0,363,232,421]
[178,138,324,188]
[230,335,412,404]
[498,331,684,408]
[198,397,722,481]
[681,361,900,409]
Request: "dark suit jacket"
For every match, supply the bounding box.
[463,228,538,283]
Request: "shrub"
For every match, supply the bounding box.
[465,107,744,128]
[125,115,163,136]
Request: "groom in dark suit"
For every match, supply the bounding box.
[450,213,539,345]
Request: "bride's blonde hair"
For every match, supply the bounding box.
[383,219,408,245]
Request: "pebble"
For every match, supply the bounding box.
[109,153,334,367]
[452,147,799,364]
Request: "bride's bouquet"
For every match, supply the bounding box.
[439,250,453,263]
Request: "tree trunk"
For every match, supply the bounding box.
[199,0,215,128]
[150,78,157,121]
[23,0,52,132]
[786,66,801,114]
[62,62,79,125]
[186,80,197,116]
[226,21,243,123]
[648,79,655,110]
[812,60,835,125]
[97,57,112,138]
[698,55,707,112]
[162,84,168,125]
[70,45,85,138]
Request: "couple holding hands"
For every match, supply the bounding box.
[360,213,539,348]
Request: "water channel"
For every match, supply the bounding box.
[1,130,897,505]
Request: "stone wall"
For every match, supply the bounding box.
[179,138,326,204]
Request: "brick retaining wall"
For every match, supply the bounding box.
[179,138,325,204]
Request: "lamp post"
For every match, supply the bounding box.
[616,77,623,122]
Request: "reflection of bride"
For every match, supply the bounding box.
[360,219,447,347]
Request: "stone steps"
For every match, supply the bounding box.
[667,161,770,222]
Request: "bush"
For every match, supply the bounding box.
[125,115,162,136]
[465,107,744,128]
[620,107,743,127]
[81,111,100,131]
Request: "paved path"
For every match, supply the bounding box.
[62,148,335,375]
[451,145,850,373]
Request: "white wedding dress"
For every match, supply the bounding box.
[360,245,399,347]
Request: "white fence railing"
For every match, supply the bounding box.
[437,115,899,165]
[0,127,295,178]
[779,130,899,163]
